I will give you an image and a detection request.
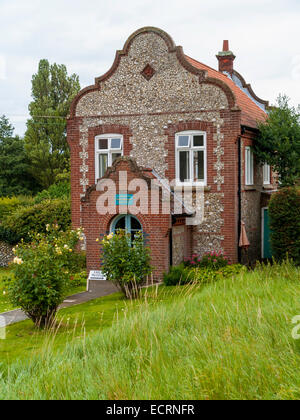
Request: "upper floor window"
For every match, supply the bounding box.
[175,131,207,185]
[95,134,123,181]
[263,163,270,185]
[245,146,254,185]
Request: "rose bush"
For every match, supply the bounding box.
[184,251,230,269]
[5,224,84,328]
[101,229,152,299]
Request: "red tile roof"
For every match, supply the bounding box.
[185,55,267,128]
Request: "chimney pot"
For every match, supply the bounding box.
[216,40,236,75]
[223,40,229,51]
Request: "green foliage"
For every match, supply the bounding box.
[1,261,300,400]
[0,116,39,197]
[34,181,70,204]
[253,95,300,187]
[0,115,14,139]
[67,251,87,275]
[70,271,88,288]
[269,187,300,265]
[164,263,245,286]
[0,226,22,245]
[2,198,71,241]
[184,251,229,269]
[5,225,83,327]
[0,196,34,221]
[192,264,246,285]
[163,264,191,286]
[101,230,152,299]
[24,59,80,189]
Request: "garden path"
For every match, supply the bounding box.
[0,281,118,327]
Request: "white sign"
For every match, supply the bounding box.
[88,270,107,281]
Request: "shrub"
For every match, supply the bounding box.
[0,196,34,222]
[163,264,192,286]
[184,251,230,269]
[2,198,71,241]
[192,264,246,285]
[67,251,87,274]
[34,181,71,204]
[164,264,245,286]
[5,225,83,327]
[101,230,152,299]
[269,187,300,265]
[0,225,22,245]
[70,270,88,289]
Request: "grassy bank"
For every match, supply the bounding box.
[1,261,300,400]
[0,268,14,313]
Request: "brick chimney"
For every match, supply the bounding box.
[216,40,236,75]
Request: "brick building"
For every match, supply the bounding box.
[67,27,276,280]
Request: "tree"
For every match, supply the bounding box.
[253,95,300,187]
[0,116,39,196]
[0,115,14,139]
[24,60,80,189]
[269,187,300,265]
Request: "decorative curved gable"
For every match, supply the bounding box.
[69,27,237,118]
[232,70,269,112]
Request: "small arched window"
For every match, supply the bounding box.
[175,131,207,185]
[95,134,123,181]
[111,215,142,243]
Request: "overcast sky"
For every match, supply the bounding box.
[0,0,299,136]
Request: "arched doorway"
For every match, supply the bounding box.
[111,214,142,243]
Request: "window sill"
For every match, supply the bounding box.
[173,185,211,192]
[263,184,275,191]
[243,185,257,191]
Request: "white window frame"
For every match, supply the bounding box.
[263,163,271,185]
[245,146,254,186]
[95,134,123,182]
[175,131,207,186]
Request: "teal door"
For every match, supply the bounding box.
[263,208,272,259]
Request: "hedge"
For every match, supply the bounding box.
[34,182,71,204]
[2,198,71,241]
[269,187,300,265]
[0,196,34,222]
[0,225,22,245]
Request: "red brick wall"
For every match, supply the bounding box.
[219,109,241,264]
[81,159,171,281]
[67,117,83,230]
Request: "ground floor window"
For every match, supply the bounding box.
[245,146,254,185]
[111,214,142,242]
[263,163,271,185]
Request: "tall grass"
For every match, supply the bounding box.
[1,261,300,400]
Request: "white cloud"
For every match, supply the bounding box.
[0,0,299,135]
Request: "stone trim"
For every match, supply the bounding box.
[233,70,270,109]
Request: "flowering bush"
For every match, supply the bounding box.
[5,224,84,328]
[184,251,230,270]
[101,229,152,299]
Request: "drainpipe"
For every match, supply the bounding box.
[237,134,242,263]
[169,224,173,268]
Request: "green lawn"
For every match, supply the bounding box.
[0,268,14,313]
[1,261,300,400]
[0,267,87,314]
[0,284,172,364]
